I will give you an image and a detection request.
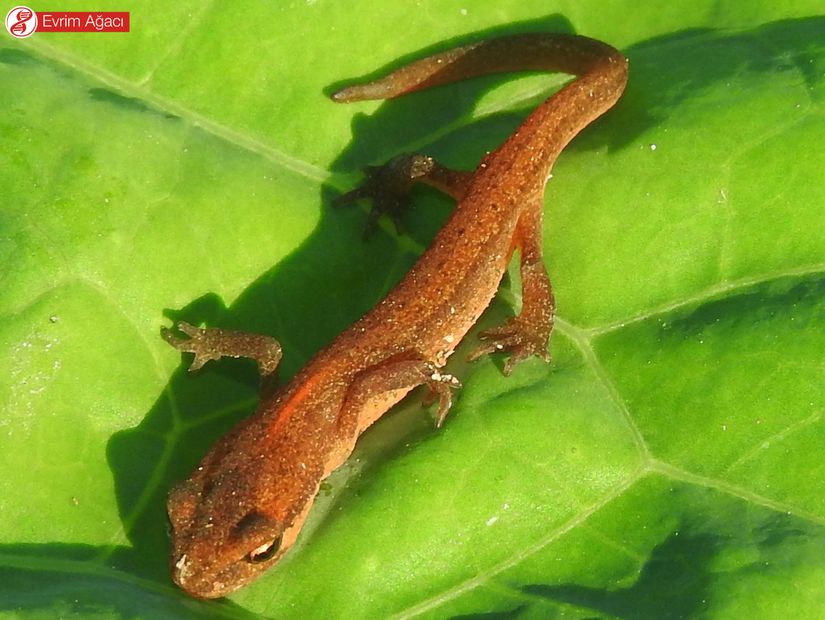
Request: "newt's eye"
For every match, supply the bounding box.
[247,534,283,563]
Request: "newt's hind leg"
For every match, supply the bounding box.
[468,197,555,375]
[335,154,473,237]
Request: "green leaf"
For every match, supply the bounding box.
[2,2,824,618]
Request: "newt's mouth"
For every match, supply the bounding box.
[171,552,238,599]
[170,545,286,599]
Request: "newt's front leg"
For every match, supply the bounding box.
[336,355,461,441]
[162,321,283,379]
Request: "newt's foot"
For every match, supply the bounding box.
[467,318,551,376]
[162,321,283,378]
[335,154,436,238]
[419,363,461,428]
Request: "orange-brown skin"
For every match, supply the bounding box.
[164,33,628,598]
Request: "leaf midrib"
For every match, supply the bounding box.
[16,38,330,183]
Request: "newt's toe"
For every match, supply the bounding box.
[467,319,551,375]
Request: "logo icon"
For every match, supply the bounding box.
[5,6,38,38]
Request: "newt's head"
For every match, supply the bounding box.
[166,416,323,599]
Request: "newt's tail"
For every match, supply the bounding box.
[330,32,627,106]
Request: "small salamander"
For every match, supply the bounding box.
[164,32,627,598]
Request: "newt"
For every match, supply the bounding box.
[163,32,628,598]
